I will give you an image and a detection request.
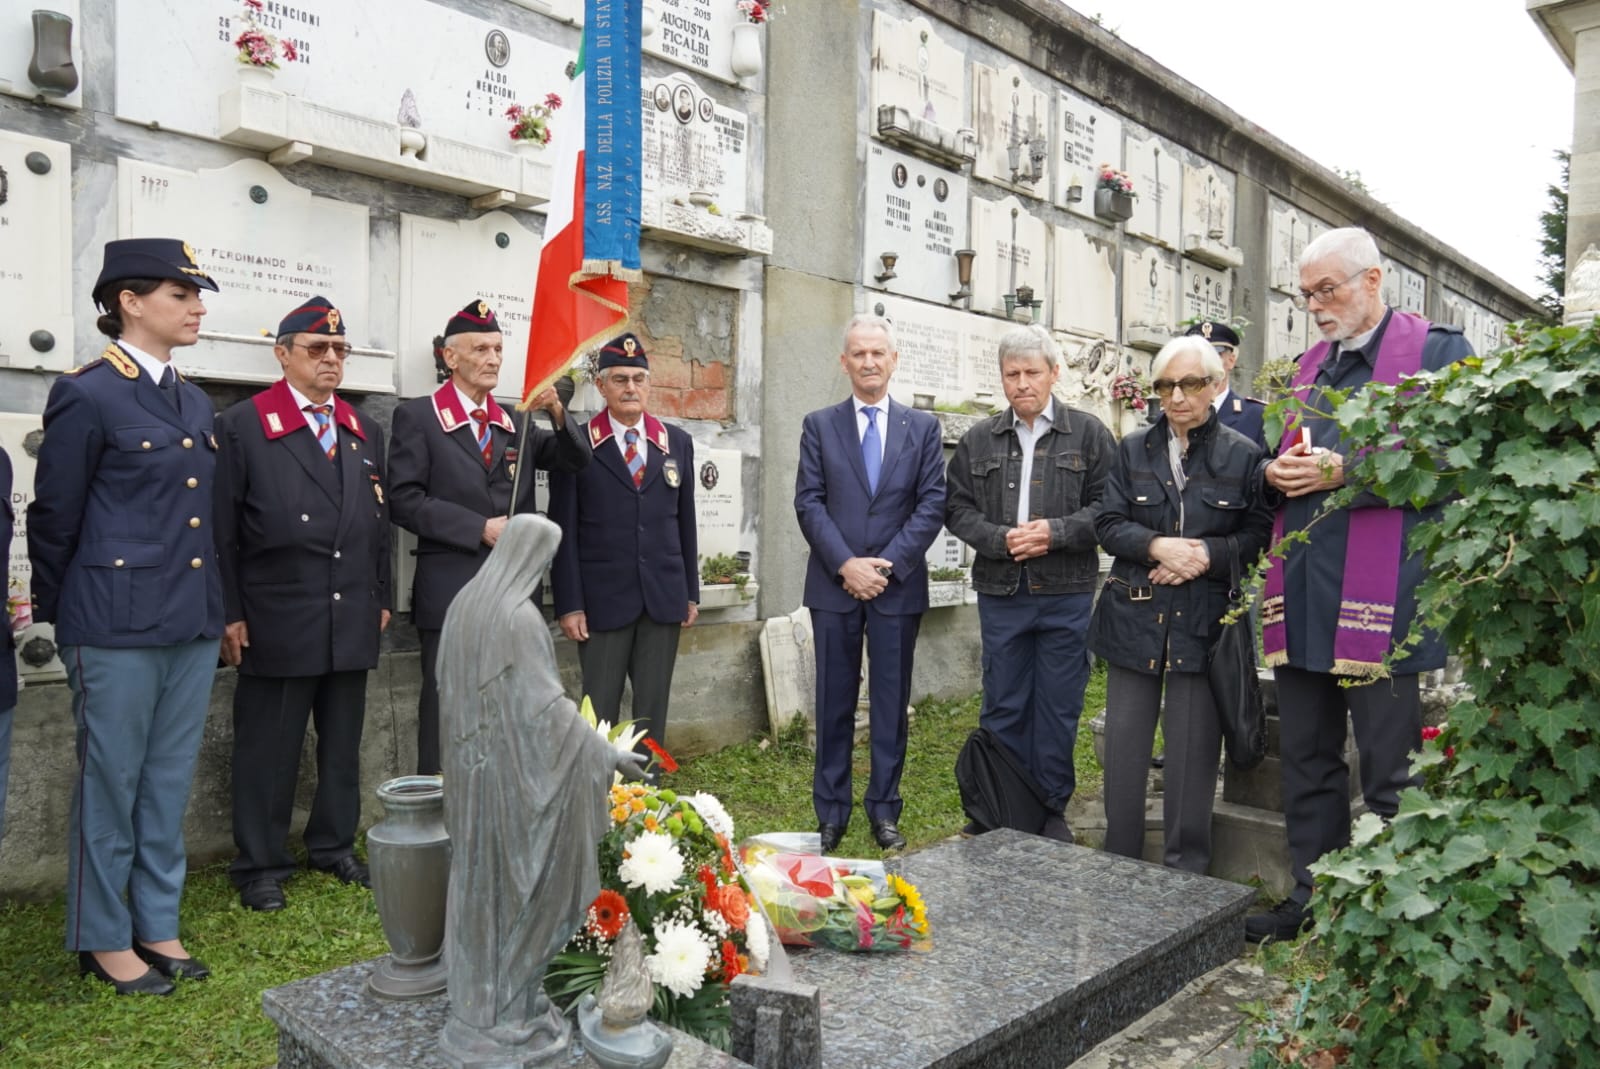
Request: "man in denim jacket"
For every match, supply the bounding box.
[946,325,1114,841]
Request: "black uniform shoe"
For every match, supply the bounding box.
[817,823,846,853]
[239,878,286,912]
[135,944,212,981]
[1039,814,1075,844]
[871,819,907,851]
[315,855,371,888]
[78,952,176,996]
[1245,898,1311,943]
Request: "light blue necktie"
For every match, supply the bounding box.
[862,406,881,495]
[624,428,645,488]
[307,404,336,461]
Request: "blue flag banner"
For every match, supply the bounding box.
[583,0,642,275]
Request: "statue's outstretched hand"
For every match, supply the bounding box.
[614,751,649,782]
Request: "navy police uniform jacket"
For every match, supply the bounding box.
[213,379,391,677]
[1,447,15,710]
[548,410,699,632]
[28,345,224,648]
[388,383,588,631]
[1214,388,1267,451]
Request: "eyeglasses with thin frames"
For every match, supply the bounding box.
[1152,375,1213,398]
[292,340,352,359]
[1293,270,1370,309]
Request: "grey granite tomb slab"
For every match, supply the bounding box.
[755,829,1254,1069]
[262,958,754,1069]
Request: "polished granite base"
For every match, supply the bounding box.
[267,830,1251,1069]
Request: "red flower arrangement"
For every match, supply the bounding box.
[233,0,296,69]
[586,888,630,940]
[736,0,769,23]
[506,93,564,145]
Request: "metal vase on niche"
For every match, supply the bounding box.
[28,9,79,95]
[367,775,451,999]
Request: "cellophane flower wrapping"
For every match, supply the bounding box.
[739,837,931,953]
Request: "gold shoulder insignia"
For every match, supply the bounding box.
[65,359,101,377]
[102,346,140,380]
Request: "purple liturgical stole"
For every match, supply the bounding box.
[1261,311,1428,676]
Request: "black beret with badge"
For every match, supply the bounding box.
[277,295,346,337]
[92,238,219,307]
[597,331,649,372]
[444,299,500,337]
[1185,320,1241,349]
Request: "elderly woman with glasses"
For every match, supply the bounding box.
[1089,336,1273,874]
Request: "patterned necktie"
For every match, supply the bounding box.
[308,404,336,461]
[470,408,493,469]
[862,406,882,494]
[623,428,644,488]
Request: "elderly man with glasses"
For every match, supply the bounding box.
[1184,320,1266,450]
[1244,227,1473,942]
[214,296,392,911]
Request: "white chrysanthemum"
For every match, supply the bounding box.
[744,911,770,971]
[618,831,684,895]
[685,791,735,841]
[645,919,712,997]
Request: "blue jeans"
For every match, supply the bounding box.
[977,589,1093,810]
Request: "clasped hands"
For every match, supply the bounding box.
[1266,440,1346,498]
[839,556,892,600]
[1005,519,1052,562]
[1148,536,1209,586]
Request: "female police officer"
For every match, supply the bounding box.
[29,239,223,994]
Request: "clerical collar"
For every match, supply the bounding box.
[1338,314,1387,356]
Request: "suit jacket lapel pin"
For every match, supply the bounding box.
[504,446,519,479]
[663,458,680,488]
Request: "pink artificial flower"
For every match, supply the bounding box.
[506,104,522,119]
[545,93,563,110]
[245,0,263,8]
[281,39,298,62]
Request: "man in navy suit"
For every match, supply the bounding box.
[1185,321,1266,450]
[794,313,946,852]
[549,333,698,755]
[388,300,588,774]
[214,296,391,911]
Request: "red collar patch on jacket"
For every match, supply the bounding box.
[252,378,367,441]
[587,409,669,453]
[432,382,514,435]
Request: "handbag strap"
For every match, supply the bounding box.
[1225,535,1245,604]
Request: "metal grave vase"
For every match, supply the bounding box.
[367,774,451,999]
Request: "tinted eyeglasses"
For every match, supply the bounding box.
[1152,375,1213,398]
[292,340,352,359]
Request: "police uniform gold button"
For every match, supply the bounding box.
[190,558,203,569]
[301,514,310,522]
[189,517,201,528]
[186,477,198,488]
[182,437,194,449]
[114,558,125,568]
[141,440,152,450]
[333,550,341,559]
[332,592,341,601]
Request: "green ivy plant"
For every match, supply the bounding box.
[1263,320,1600,1067]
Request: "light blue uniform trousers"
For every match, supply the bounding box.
[62,639,218,950]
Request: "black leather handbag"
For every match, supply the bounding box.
[1209,536,1267,770]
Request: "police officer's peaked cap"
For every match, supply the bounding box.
[597,332,649,371]
[444,299,500,337]
[1185,321,1241,348]
[277,295,346,338]
[92,238,219,307]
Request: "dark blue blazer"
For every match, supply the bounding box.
[28,348,224,648]
[548,412,699,632]
[794,397,946,615]
[1215,389,1267,451]
[1,447,16,710]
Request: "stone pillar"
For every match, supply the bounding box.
[1529,0,1600,323]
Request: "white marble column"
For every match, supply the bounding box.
[1529,0,1600,322]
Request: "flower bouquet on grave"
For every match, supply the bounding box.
[1110,371,1149,412]
[739,841,931,953]
[1096,163,1135,197]
[506,93,564,146]
[736,0,770,24]
[233,0,297,69]
[545,708,765,1051]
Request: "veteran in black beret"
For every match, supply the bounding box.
[1185,320,1266,450]
[212,296,390,912]
[388,299,588,774]
[548,332,699,758]
[28,237,224,994]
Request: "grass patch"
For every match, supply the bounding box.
[0,672,1107,1067]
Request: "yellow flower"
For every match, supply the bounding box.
[644,815,659,832]
[887,873,928,934]
[611,804,630,824]
[629,797,647,813]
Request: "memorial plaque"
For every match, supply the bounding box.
[1054,89,1122,217]
[1266,293,1309,366]
[1125,135,1182,249]
[925,528,965,572]
[1441,291,1504,356]
[1180,260,1231,325]
[1268,200,1311,293]
[0,131,73,373]
[118,158,380,390]
[1054,330,1120,431]
[1052,228,1116,339]
[971,196,1049,322]
[645,0,738,84]
[880,294,1013,408]
[1181,163,1233,247]
[1380,257,1402,309]
[971,63,1051,194]
[760,608,816,738]
[642,72,748,212]
[863,143,969,304]
[692,445,744,560]
[1400,266,1426,316]
[1122,246,1178,343]
[115,0,572,154]
[398,211,538,401]
[0,0,83,110]
[0,413,64,683]
[870,11,964,131]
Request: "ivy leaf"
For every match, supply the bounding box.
[1435,834,1490,875]
[1453,879,1506,921]
[1519,700,1585,751]
[1523,876,1594,958]
[1562,962,1600,1023]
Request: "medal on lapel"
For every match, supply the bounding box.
[505,446,520,480]
[663,458,680,488]
[370,472,385,504]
